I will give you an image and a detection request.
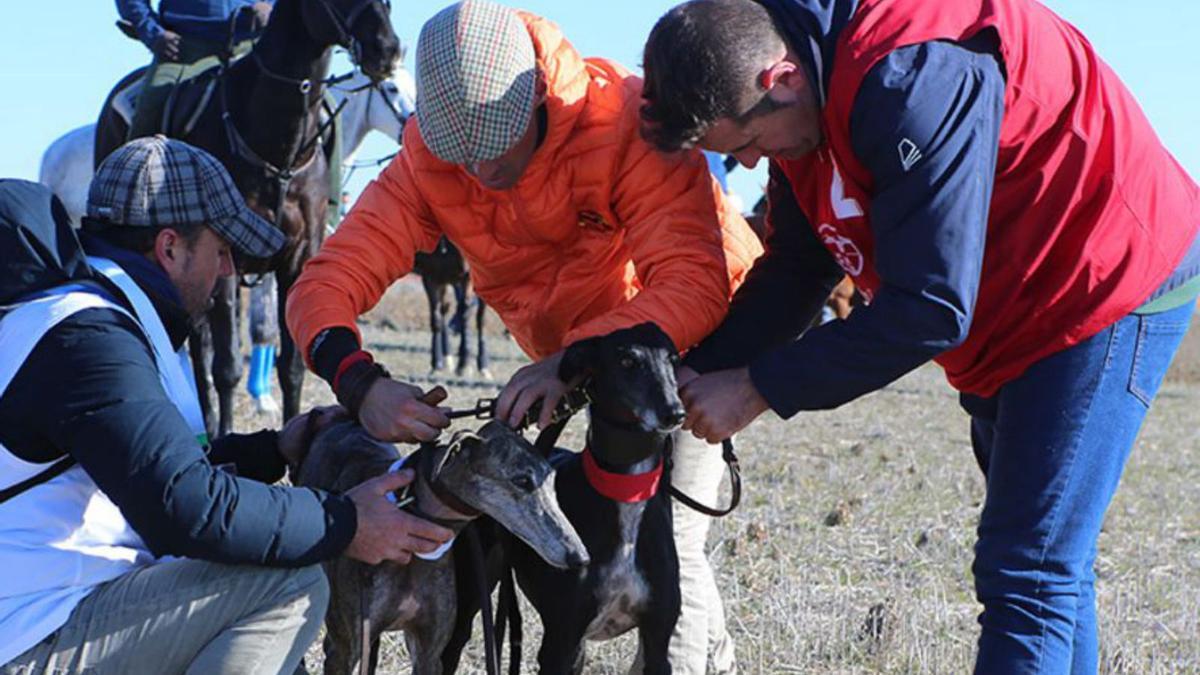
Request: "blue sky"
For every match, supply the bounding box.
[2,0,1196,209]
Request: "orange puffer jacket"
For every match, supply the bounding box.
[287,13,762,365]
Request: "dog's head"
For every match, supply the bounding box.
[558,322,685,433]
[430,422,589,569]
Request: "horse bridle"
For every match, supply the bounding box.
[313,0,391,67]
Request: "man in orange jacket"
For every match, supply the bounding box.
[286,1,760,671]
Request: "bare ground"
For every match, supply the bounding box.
[228,280,1200,674]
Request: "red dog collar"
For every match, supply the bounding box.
[582,447,663,503]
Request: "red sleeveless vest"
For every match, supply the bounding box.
[778,0,1200,396]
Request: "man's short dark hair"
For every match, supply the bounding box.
[641,0,786,151]
[81,217,206,256]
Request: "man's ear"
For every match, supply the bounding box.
[153,227,181,269]
[764,59,808,104]
[559,337,599,383]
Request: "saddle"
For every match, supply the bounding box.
[162,66,223,139]
[109,75,144,128]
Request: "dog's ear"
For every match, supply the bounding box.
[559,336,600,383]
[431,431,483,481]
[630,322,674,352]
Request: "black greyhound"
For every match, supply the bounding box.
[413,236,490,378]
[95,0,400,436]
[444,322,685,674]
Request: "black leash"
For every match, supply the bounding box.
[668,437,742,518]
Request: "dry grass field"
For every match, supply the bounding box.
[229,280,1200,674]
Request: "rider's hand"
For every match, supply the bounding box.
[495,351,576,430]
[343,470,454,565]
[250,2,273,30]
[153,30,183,62]
[277,405,347,472]
[358,380,450,443]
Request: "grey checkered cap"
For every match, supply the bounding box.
[88,136,285,259]
[415,0,537,164]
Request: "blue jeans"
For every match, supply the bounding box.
[959,300,1194,675]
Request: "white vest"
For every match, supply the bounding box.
[0,258,206,665]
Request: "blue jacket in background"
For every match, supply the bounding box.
[116,0,271,49]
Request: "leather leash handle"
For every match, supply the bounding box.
[669,438,742,517]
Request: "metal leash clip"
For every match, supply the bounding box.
[444,398,496,421]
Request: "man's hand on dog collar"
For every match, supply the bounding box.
[496,350,580,430]
[344,470,454,565]
[680,366,769,443]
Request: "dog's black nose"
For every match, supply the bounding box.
[666,408,686,428]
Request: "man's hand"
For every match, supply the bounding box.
[358,380,450,442]
[343,470,454,565]
[250,2,273,30]
[278,405,347,472]
[675,365,701,389]
[680,367,770,443]
[495,351,577,429]
[152,30,183,61]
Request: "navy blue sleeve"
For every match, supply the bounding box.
[3,308,355,567]
[683,163,845,373]
[115,0,164,48]
[747,36,1006,416]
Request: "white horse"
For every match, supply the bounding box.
[38,60,415,225]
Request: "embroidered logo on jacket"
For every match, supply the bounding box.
[818,224,865,277]
[898,138,923,172]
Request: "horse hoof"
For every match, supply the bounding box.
[254,394,280,415]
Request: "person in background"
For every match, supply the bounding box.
[117,0,273,139]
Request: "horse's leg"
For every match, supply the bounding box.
[453,280,471,377]
[275,270,306,423]
[189,320,218,440]
[423,277,446,372]
[209,276,241,437]
[475,294,491,379]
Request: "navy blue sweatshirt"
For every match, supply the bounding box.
[686,0,1198,416]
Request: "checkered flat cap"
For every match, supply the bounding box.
[88,136,285,259]
[416,0,536,164]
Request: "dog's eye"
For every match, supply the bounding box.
[512,474,536,492]
[619,357,635,369]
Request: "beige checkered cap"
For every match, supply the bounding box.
[415,0,537,164]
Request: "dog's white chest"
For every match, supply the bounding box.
[585,502,650,641]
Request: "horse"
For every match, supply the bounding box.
[93,0,400,437]
[39,60,415,228]
[412,237,491,379]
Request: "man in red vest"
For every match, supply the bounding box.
[640,0,1200,672]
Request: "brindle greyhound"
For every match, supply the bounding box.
[295,419,588,675]
[445,322,686,674]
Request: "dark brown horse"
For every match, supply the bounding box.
[413,236,491,379]
[95,0,400,436]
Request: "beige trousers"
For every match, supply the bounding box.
[2,559,328,675]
